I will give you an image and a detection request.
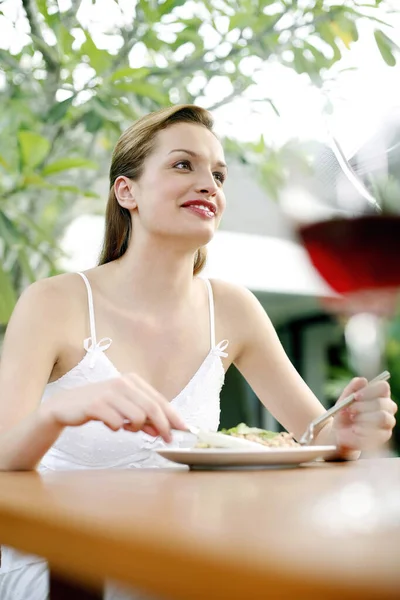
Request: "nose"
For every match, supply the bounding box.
[195,170,218,196]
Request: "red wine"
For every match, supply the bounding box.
[299,215,400,295]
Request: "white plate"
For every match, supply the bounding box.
[156,445,337,469]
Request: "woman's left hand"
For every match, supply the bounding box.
[332,377,397,451]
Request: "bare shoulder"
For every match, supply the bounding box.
[208,278,267,320]
[208,279,274,357]
[0,272,89,399]
[16,272,85,318]
[6,271,96,348]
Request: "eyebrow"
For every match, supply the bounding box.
[168,148,228,170]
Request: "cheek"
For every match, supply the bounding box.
[149,174,188,205]
[218,192,227,214]
[166,174,193,198]
[137,176,177,215]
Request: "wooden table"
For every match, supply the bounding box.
[0,459,399,600]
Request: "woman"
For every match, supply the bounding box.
[0,104,396,599]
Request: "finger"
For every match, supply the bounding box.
[127,372,186,429]
[141,423,160,437]
[350,424,394,449]
[88,403,125,431]
[339,377,368,401]
[120,377,173,442]
[350,396,397,416]
[353,409,397,431]
[110,396,147,432]
[132,395,172,442]
[337,425,391,451]
[336,377,382,425]
[355,380,391,402]
[125,373,187,430]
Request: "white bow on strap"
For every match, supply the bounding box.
[212,339,229,358]
[84,336,113,368]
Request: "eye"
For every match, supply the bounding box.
[213,172,226,185]
[173,160,192,170]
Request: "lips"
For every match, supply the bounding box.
[181,200,217,218]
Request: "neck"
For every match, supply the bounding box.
[108,237,202,312]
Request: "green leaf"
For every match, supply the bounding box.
[50,185,92,196]
[0,154,10,170]
[374,30,397,66]
[229,12,251,31]
[36,0,50,25]
[42,157,98,176]
[82,110,104,133]
[114,101,139,120]
[46,97,74,123]
[158,0,187,16]
[316,23,342,61]
[18,131,50,170]
[170,27,202,50]
[114,81,169,104]
[110,67,151,82]
[253,135,266,154]
[82,190,99,198]
[17,213,58,247]
[17,247,36,283]
[22,173,49,187]
[81,35,112,73]
[141,30,165,52]
[0,261,17,324]
[304,42,333,68]
[253,13,280,36]
[91,96,120,121]
[0,211,20,248]
[59,26,75,56]
[137,0,156,21]
[292,48,308,74]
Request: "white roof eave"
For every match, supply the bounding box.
[203,230,337,299]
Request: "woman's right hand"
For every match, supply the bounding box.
[40,374,187,443]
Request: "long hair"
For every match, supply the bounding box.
[99,105,215,275]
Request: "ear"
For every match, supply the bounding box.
[114,176,137,210]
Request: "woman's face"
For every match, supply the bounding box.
[126,122,227,247]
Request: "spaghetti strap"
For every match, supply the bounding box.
[77,272,112,368]
[77,272,97,346]
[204,279,216,349]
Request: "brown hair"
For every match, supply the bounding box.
[99,104,215,275]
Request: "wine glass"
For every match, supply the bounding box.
[281,107,400,526]
[281,105,400,381]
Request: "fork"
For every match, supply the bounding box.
[298,370,391,446]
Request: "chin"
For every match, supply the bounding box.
[186,225,215,247]
[155,221,216,248]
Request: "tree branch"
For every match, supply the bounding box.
[21,0,60,73]
[59,0,82,31]
[0,50,27,73]
[205,80,250,111]
[110,32,138,73]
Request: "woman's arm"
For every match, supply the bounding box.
[213,281,395,457]
[0,278,67,470]
[216,282,327,440]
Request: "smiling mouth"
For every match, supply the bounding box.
[181,201,216,219]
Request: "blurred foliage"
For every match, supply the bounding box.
[0,0,398,323]
[385,316,400,451]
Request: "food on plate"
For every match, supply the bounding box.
[196,423,299,448]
